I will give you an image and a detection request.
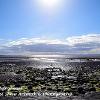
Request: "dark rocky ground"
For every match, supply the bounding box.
[0,55,100,100]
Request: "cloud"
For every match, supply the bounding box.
[0,33,100,54]
[7,38,67,46]
[66,34,100,46]
[6,34,100,46]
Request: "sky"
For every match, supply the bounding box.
[0,0,100,54]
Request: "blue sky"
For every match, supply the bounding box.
[0,0,100,54]
[0,0,100,39]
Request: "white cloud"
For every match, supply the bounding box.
[7,38,67,46]
[0,33,100,54]
[7,34,100,47]
[66,34,100,46]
